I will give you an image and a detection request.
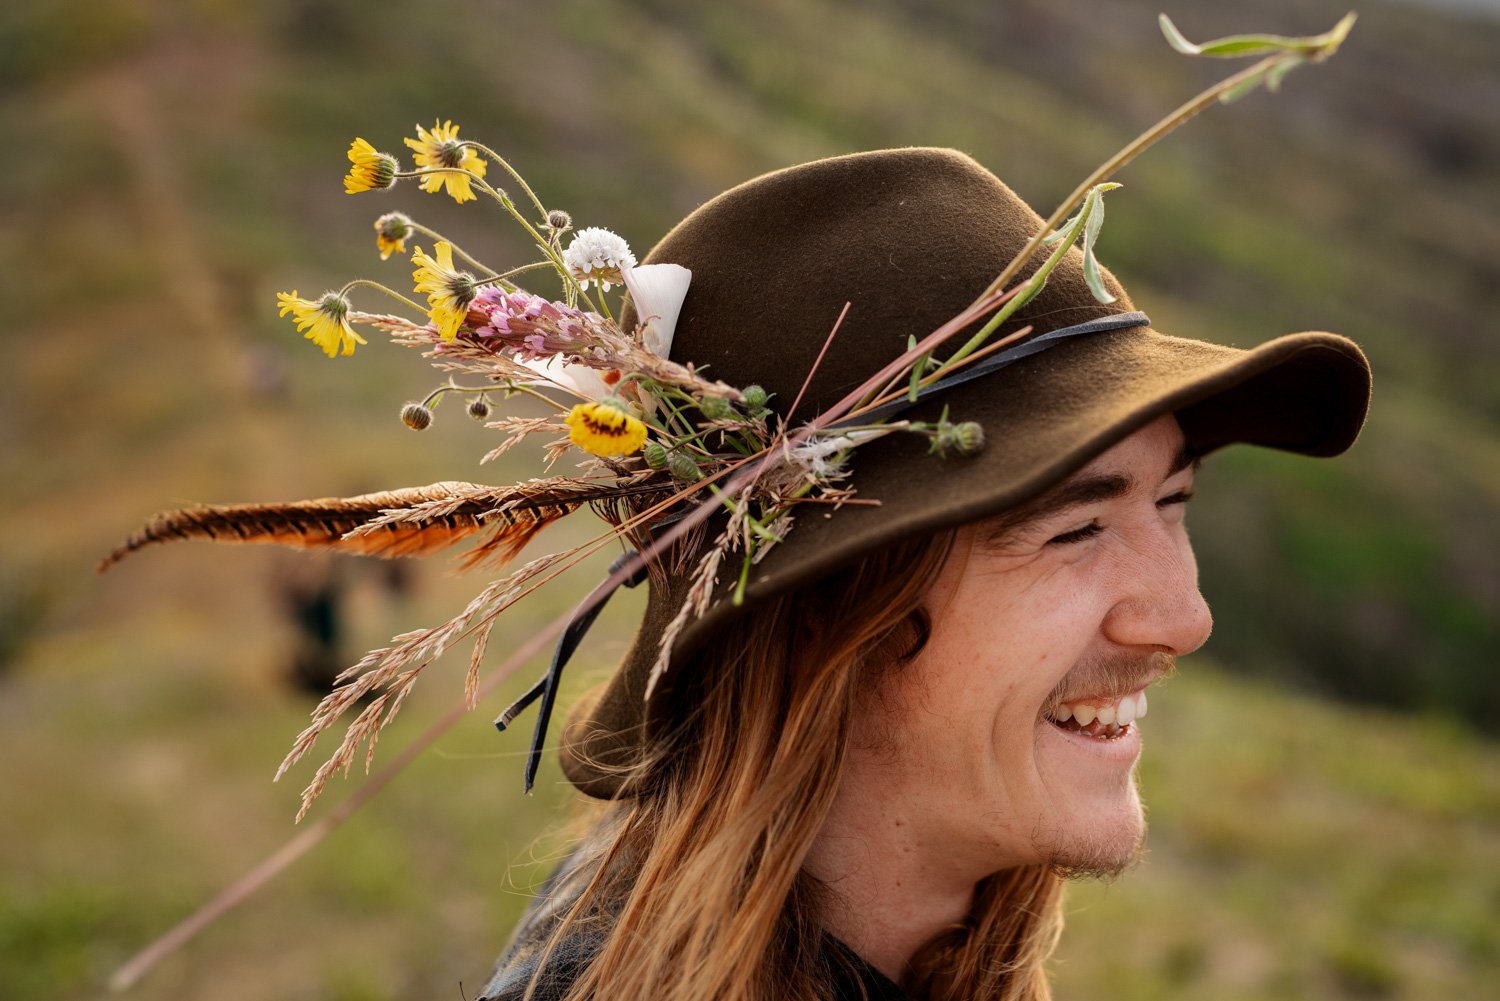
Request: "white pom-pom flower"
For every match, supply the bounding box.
[563,227,637,290]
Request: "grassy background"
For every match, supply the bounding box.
[1,0,1497,998]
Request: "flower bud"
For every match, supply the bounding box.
[467,396,491,421]
[742,384,769,410]
[643,440,669,470]
[545,209,573,234]
[699,395,734,421]
[668,450,702,482]
[935,420,985,457]
[400,402,433,430]
[374,212,413,260]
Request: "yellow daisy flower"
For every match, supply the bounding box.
[277,291,367,358]
[411,242,477,342]
[403,120,488,204]
[343,138,397,194]
[566,401,649,457]
[374,211,413,260]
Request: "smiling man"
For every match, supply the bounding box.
[480,149,1370,1001]
[806,415,1208,983]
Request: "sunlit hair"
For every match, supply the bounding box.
[535,530,1066,1001]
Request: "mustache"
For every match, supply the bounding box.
[1043,650,1177,712]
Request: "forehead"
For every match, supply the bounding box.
[1072,414,1192,480]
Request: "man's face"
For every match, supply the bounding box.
[843,415,1212,883]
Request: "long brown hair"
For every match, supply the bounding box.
[536,531,1065,1000]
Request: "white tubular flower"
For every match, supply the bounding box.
[520,355,613,401]
[621,262,692,358]
[563,227,637,290]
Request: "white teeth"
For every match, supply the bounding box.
[1059,692,1148,729]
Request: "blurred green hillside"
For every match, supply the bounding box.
[4,0,1497,720]
[1,0,1498,999]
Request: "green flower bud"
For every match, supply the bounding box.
[742,384,769,410]
[400,402,433,431]
[951,421,985,456]
[699,395,734,421]
[643,440,669,470]
[934,420,985,457]
[375,211,413,241]
[668,450,703,482]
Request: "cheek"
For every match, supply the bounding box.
[900,618,1043,776]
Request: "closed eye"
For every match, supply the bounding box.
[1157,488,1195,508]
[1046,522,1102,546]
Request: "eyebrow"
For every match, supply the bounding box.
[981,442,1198,540]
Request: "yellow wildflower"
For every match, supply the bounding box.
[374,211,413,260]
[277,291,367,358]
[343,138,397,194]
[566,400,649,457]
[411,242,477,342]
[403,120,488,204]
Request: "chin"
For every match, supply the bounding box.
[1027,711,1150,878]
[1036,788,1147,880]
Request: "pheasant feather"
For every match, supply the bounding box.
[97,477,672,573]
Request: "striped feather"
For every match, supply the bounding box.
[97,478,674,573]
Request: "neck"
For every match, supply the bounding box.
[804,794,980,982]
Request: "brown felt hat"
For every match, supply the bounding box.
[560,147,1370,798]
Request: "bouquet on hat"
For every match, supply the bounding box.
[99,14,1357,824]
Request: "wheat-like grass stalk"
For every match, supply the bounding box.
[482,417,566,463]
[277,551,569,819]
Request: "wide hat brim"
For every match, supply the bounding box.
[558,149,1371,798]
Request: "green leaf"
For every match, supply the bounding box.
[1218,68,1270,105]
[1158,14,1202,55]
[1199,36,1307,58]
[1265,54,1307,92]
[1080,183,1121,305]
[1160,11,1358,60]
[908,355,926,402]
[903,335,922,402]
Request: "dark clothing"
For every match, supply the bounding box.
[478,856,912,1001]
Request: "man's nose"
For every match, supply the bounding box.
[1103,528,1214,656]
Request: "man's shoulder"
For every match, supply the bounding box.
[475,851,913,1001]
[476,925,601,1001]
[477,850,602,1001]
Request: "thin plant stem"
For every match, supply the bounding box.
[475,261,558,287]
[461,141,549,219]
[419,382,499,408]
[337,278,426,316]
[422,168,602,313]
[784,302,852,428]
[841,286,1017,421]
[496,381,570,412]
[973,53,1283,307]
[408,223,493,273]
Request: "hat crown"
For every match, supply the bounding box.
[629,148,1132,414]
